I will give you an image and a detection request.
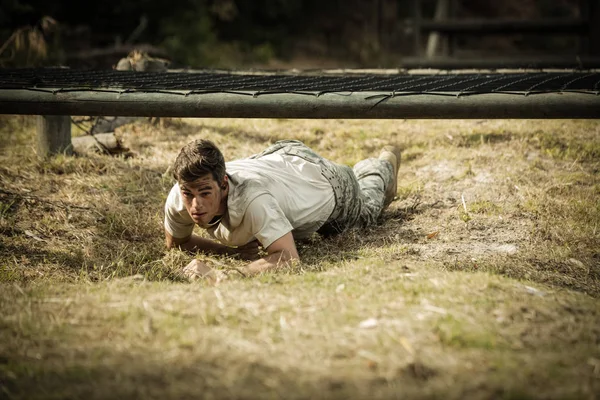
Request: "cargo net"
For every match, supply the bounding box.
[0,69,599,99]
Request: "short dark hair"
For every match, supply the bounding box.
[172,139,226,183]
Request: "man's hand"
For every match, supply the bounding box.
[182,259,226,285]
[235,240,260,261]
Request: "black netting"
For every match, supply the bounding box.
[0,68,598,95]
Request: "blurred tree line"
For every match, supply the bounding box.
[0,0,581,69]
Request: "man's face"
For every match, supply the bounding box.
[180,174,228,228]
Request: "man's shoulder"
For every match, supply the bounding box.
[165,182,183,208]
[225,157,282,182]
[226,157,267,170]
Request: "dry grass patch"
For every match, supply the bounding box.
[1,115,599,399]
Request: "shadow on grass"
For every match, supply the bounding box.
[0,240,85,281]
[1,353,311,400]
[0,345,446,400]
[297,199,424,268]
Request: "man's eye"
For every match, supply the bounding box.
[200,192,211,197]
[182,192,193,197]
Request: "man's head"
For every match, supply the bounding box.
[173,139,226,184]
[173,139,228,228]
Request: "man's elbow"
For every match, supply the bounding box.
[288,249,300,261]
[165,236,176,250]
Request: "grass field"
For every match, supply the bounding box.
[1,115,599,399]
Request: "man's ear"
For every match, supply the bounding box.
[221,175,228,190]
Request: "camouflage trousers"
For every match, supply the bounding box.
[251,140,395,236]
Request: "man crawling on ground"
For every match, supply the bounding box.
[164,139,400,282]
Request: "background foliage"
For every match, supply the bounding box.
[0,0,582,68]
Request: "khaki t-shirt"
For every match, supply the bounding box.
[164,153,335,248]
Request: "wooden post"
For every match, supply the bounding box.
[36,115,72,157]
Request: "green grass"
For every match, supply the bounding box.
[0,116,599,399]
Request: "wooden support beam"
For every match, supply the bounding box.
[36,115,72,157]
[2,90,597,119]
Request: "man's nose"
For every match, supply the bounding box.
[191,196,203,210]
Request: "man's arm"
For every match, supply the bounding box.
[179,232,297,282]
[242,231,299,276]
[165,229,259,259]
